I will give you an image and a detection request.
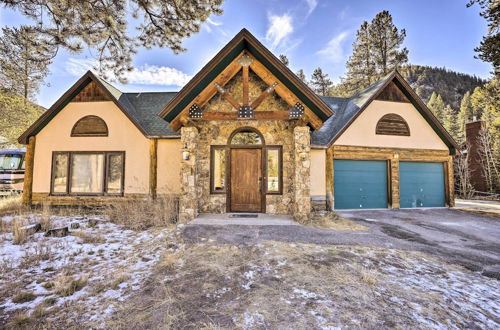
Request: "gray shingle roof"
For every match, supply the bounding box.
[98,72,394,143]
[311,72,394,146]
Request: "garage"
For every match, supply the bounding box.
[399,162,446,208]
[334,160,388,209]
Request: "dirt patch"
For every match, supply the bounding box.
[307,212,370,231]
[108,242,500,329]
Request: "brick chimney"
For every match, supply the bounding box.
[466,120,488,192]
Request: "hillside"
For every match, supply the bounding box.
[399,65,486,109]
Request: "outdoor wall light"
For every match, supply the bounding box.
[393,152,399,159]
[299,151,307,160]
[182,150,190,161]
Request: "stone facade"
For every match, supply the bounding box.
[179,126,199,223]
[194,119,295,215]
[293,126,311,221]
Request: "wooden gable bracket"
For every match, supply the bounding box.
[247,53,323,129]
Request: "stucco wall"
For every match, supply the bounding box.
[310,149,326,197]
[334,100,448,150]
[33,101,150,194]
[157,139,181,195]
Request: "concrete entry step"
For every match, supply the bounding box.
[189,213,297,226]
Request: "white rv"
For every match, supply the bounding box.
[0,148,26,195]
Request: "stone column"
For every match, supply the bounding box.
[390,158,400,209]
[293,126,311,221]
[179,127,199,223]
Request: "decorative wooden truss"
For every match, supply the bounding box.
[170,51,323,130]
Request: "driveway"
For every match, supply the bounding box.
[183,208,500,279]
[337,208,500,279]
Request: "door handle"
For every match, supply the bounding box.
[258,177,263,193]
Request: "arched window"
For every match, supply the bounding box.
[228,127,265,145]
[71,115,108,137]
[376,113,410,136]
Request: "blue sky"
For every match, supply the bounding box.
[0,0,492,108]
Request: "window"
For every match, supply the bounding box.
[0,153,23,170]
[210,147,227,193]
[229,128,264,145]
[266,147,282,194]
[71,115,108,137]
[375,113,410,136]
[51,152,124,195]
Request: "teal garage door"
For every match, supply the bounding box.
[334,160,388,209]
[399,162,445,208]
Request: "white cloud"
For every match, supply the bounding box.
[265,13,294,50]
[65,58,192,87]
[305,0,318,15]
[316,31,349,63]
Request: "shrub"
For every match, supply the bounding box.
[12,291,36,303]
[105,196,178,230]
[54,275,88,297]
[12,219,27,245]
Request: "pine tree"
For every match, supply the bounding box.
[310,68,333,96]
[279,54,289,67]
[342,21,375,95]
[1,0,224,82]
[443,104,460,141]
[337,10,408,96]
[296,69,307,84]
[369,10,409,75]
[427,92,447,123]
[0,27,52,101]
[458,91,474,141]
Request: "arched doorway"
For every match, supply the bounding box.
[228,128,265,212]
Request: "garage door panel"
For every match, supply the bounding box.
[399,162,445,208]
[334,160,388,209]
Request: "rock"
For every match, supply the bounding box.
[87,219,100,227]
[21,223,42,235]
[70,223,80,229]
[45,227,69,237]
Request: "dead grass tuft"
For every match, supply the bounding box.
[12,219,27,245]
[72,230,105,244]
[0,194,27,216]
[54,274,88,297]
[307,212,369,231]
[111,273,131,290]
[12,291,36,303]
[8,312,31,327]
[104,196,178,230]
[156,251,180,271]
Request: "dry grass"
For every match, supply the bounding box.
[307,212,369,231]
[12,219,27,245]
[8,312,31,327]
[54,274,88,297]
[72,230,105,244]
[104,196,178,230]
[0,194,27,216]
[12,291,36,304]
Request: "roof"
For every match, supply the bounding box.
[312,71,460,155]
[158,28,333,124]
[19,71,179,144]
[0,148,26,154]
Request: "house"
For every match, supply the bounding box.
[18,29,459,221]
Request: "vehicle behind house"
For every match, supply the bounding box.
[0,148,26,196]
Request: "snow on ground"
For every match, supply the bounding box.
[0,212,176,327]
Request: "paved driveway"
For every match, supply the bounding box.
[183,208,500,279]
[337,208,500,279]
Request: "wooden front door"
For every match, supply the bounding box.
[230,148,262,212]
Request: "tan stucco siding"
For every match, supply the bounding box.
[310,149,326,196]
[157,139,181,194]
[32,101,150,194]
[334,100,448,150]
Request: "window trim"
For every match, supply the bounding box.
[50,151,125,196]
[228,127,265,145]
[264,146,283,195]
[210,146,228,194]
[71,115,109,137]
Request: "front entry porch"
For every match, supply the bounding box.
[189,213,296,226]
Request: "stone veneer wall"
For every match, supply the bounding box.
[195,120,295,215]
[293,126,311,221]
[179,126,199,222]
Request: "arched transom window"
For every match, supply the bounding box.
[376,113,410,136]
[228,127,264,145]
[71,115,108,137]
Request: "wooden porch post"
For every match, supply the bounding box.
[149,138,158,199]
[22,136,36,206]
